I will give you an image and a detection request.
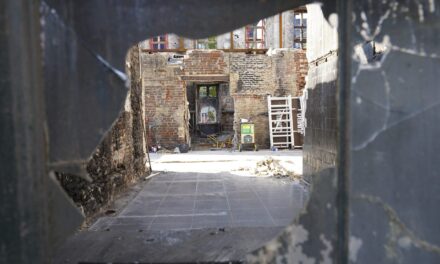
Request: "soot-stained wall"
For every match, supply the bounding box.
[349,1,440,263]
[57,47,150,217]
[248,4,340,263]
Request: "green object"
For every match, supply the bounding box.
[241,123,254,135]
[208,37,217,49]
[240,123,255,145]
[239,123,258,151]
[208,86,217,97]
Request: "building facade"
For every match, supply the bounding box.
[140,8,307,51]
[139,8,309,150]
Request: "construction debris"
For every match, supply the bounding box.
[238,157,302,182]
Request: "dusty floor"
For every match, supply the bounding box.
[150,149,303,175]
[54,150,307,263]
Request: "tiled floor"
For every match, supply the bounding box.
[90,172,307,232]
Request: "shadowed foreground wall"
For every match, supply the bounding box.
[249,2,440,263]
[3,0,440,263]
[57,47,150,217]
[248,4,340,262]
[349,1,440,263]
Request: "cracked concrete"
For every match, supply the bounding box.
[355,194,440,257]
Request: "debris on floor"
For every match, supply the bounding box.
[237,157,302,181]
[156,148,176,154]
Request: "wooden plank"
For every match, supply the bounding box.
[267,95,274,148]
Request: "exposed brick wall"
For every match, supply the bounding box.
[302,3,338,176]
[232,94,270,148]
[229,51,301,149]
[143,53,189,149]
[303,56,338,175]
[142,49,304,149]
[293,50,308,96]
[229,53,274,93]
[57,47,150,217]
[272,50,297,96]
[183,50,227,75]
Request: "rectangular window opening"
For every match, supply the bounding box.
[245,20,265,49]
[150,35,168,50]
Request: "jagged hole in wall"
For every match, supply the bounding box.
[54,6,332,263]
[112,9,311,257]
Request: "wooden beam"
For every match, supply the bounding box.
[178,36,184,50]
[140,48,268,54]
[230,31,234,49]
[279,13,283,48]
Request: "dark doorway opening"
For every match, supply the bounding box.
[187,82,234,150]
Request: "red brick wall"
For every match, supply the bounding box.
[183,50,227,75]
[293,50,308,96]
[142,50,306,149]
[143,53,189,149]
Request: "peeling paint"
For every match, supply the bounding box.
[349,236,363,262]
[429,0,435,12]
[417,2,425,22]
[319,234,333,264]
[356,194,440,257]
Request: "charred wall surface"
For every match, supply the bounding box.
[248,4,340,263]
[249,1,440,263]
[349,1,440,263]
[9,1,440,263]
[0,1,322,262]
[57,48,150,217]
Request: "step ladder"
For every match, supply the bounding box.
[267,95,295,149]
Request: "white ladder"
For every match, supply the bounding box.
[267,95,295,149]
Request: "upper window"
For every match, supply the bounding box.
[245,20,265,49]
[293,8,307,50]
[150,35,168,50]
[195,37,217,49]
[198,85,218,98]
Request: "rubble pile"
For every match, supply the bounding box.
[253,157,301,181]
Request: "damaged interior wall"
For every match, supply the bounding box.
[249,1,440,263]
[142,49,307,149]
[248,4,340,262]
[142,53,190,149]
[1,0,323,262]
[57,47,150,217]
[349,1,440,263]
[5,0,440,263]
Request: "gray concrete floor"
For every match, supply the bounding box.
[54,151,307,263]
[90,171,306,232]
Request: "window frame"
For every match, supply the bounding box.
[245,20,266,49]
[150,34,168,50]
[194,37,217,49]
[293,8,307,50]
